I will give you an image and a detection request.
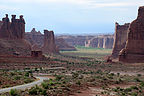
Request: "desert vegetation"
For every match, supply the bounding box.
[0,70,35,89]
[1,47,144,96]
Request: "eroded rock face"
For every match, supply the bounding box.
[42,30,59,54]
[25,28,44,47]
[0,14,31,56]
[119,6,144,62]
[111,22,130,58]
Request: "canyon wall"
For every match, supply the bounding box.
[58,35,94,46]
[59,35,114,49]
[84,35,114,49]
[111,23,130,58]
[119,6,144,62]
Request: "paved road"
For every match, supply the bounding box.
[0,76,49,94]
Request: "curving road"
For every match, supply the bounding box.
[0,76,49,94]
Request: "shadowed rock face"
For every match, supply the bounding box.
[111,23,130,58]
[55,38,76,51]
[119,6,144,62]
[42,30,59,54]
[0,14,31,56]
[0,15,25,39]
[25,28,44,48]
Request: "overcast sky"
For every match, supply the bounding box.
[0,0,143,34]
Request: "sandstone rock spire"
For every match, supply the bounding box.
[42,30,59,54]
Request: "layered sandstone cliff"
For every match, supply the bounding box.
[58,35,94,46]
[84,35,114,49]
[119,6,144,62]
[111,23,130,58]
[0,14,31,56]
[59,35,114,49]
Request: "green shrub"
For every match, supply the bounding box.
[29,86,38,95]
[55,75,63,81]
[134,78,141,82]
[24,72,29,77]
[76,80,81,85]
[41,82,49,89]
[14,76,21,80]
[24,78,33,83]
[9,89,19,96]
[72,72,79,78]
[40,89,47,96]
[140,81,144,87]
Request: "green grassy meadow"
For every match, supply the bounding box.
[60,46,112,58]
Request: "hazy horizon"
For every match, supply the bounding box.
[0,0,143,34]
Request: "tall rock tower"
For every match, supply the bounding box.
[119,6,144,62]
[42,30,59,54]
[111,22,130,58]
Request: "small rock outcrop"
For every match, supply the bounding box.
[0,14,31,56]
[42,30,59,54]
[111,22,130,58]
[119,6,144,62]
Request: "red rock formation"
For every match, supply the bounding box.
[25,28,44,47]
[55,38,76,51]
[0,14,31,56]
[42,30,59,54]
[25,28,76,51]
[119,6,144,62]
[111,22,130,58]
